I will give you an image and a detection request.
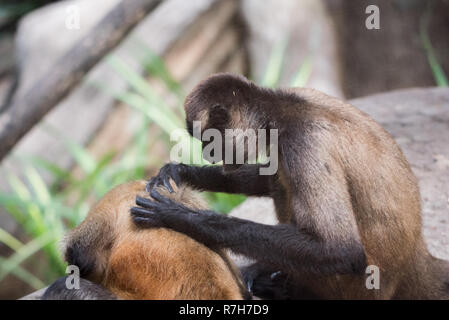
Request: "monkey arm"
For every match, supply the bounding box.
[147,163,272,196]
[131,189,367,277]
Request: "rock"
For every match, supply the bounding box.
[241,0,343,98]
[230,87,449,261]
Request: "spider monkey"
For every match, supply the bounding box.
[43,180,249,300]
[131,73,449,299]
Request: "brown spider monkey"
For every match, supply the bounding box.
[43,180,249,300]
[131,73,449,299]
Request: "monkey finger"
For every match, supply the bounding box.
[156,165,174,192]
[162,177,174,193]
[145,177,158,193]
[149,189,173,205]
[135,196,159,210]
[131,205,157,217]
[169,164,182,186]
[132,216,165,228]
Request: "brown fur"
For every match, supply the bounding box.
[183,73,449,299]
[287,88,449,299]
[63,180,244,300]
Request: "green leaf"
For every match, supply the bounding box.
[0,228,23,251]
[133,40,185,98]
[5,173,46,233]
[261,39,288,88]
[0,257,45,290]
[0,193,28,223]
[0,232,55,283]
[41,124,97,174]
[420,4,448,87]
[7,173,31,201]
[203,192,246,214]
[106,55,184,128]
[290,56,313,87]
[24,166,51,206]
[24,156,74,184]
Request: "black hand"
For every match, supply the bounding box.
[132,189,221,244]
[132,189,192,228]
[146,162,186,193]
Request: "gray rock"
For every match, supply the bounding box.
[230,87,449,261]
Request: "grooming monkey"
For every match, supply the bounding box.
[43,180,248,300]
[131,73,449,299]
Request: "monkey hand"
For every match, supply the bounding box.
[241,264,287,299]
[146,162,187,193]
[132,189,190,228]
[131,189,228,247]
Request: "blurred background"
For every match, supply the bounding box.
[0,0,448,299]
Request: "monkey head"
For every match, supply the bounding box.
[184,73,270,171]
[61,181,245,299]
[61,181,210,282]
[61,181,147,283]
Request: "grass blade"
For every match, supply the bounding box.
[290,56,313,87]
[0,257,45,290]
[0,228,23,251]
[0,232,55,283]
[106,55,184,128]
[261,39,288,88]
[420,4,448,87]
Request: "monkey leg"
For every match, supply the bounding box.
[146,163,271,196]
[131,189,367,278]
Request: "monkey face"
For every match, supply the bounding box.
[184,73,252,135]
[185,73,258,169]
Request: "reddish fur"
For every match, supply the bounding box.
[65,180,244,300]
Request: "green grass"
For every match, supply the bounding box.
[420,2,448,87]
[0,39,312,291]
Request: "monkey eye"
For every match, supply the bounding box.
[212,104,223,111]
